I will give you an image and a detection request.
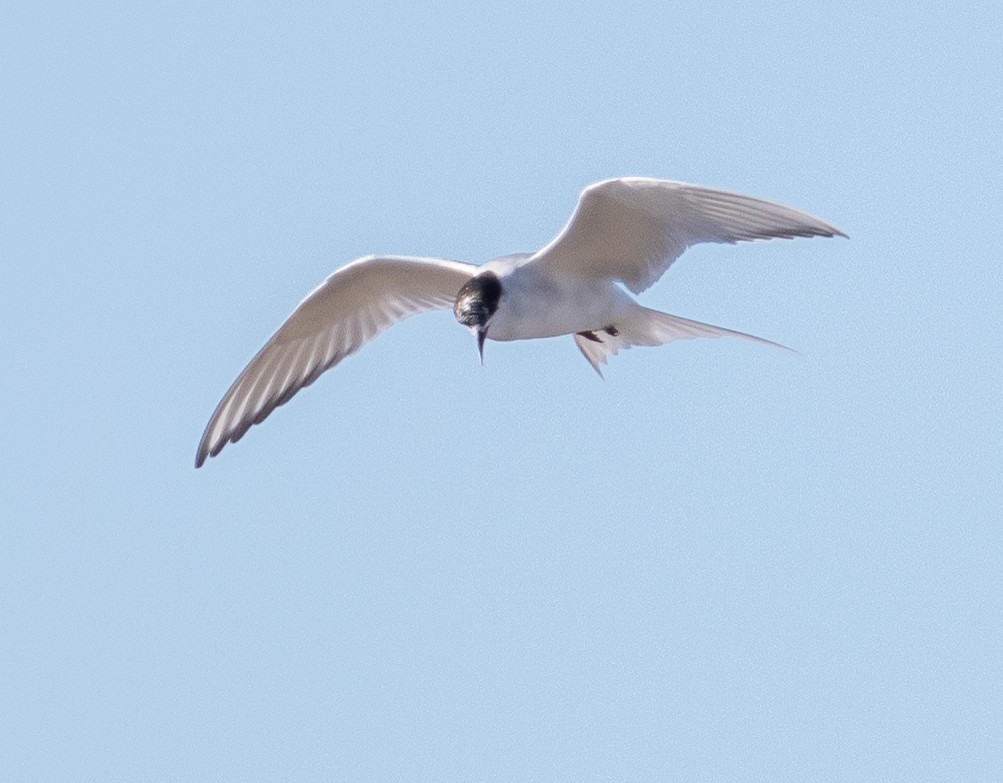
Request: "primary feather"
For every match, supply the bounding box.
[195,255,474,467]
[531,178,845,293]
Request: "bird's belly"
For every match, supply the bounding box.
[487,281,631,342]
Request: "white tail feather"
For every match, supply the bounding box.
[573,306,792,376]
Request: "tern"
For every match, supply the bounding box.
[195,177,845,467]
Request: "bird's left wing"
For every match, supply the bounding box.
[196,255,475,467]
[529,178,846,293]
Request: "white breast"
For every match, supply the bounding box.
[485,262,634,342]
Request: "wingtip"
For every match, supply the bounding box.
[194,441,211,469]
[751,333,798,354]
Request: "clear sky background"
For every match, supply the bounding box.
[3,1,1001,780]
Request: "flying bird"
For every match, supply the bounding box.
[196,177,845,467]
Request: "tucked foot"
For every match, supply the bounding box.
[576,325,618,343]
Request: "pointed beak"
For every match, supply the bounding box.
[476,327,487,365]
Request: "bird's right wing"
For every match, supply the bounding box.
[196,255,475,467]
[530,178,846,293]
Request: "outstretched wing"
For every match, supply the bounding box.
[196,255,475,467]
[530,178,846,293]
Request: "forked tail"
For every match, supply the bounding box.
[573,305,792,376]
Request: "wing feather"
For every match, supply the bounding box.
[531,178,846,293]
[196,255,475,466]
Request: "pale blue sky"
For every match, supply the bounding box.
[2,1,1001,780]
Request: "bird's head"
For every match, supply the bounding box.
[453,271,502,364]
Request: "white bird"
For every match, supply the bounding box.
[195,177,845,467]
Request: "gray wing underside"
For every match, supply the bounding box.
[532,178,846,294]
[196,255,475,467]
